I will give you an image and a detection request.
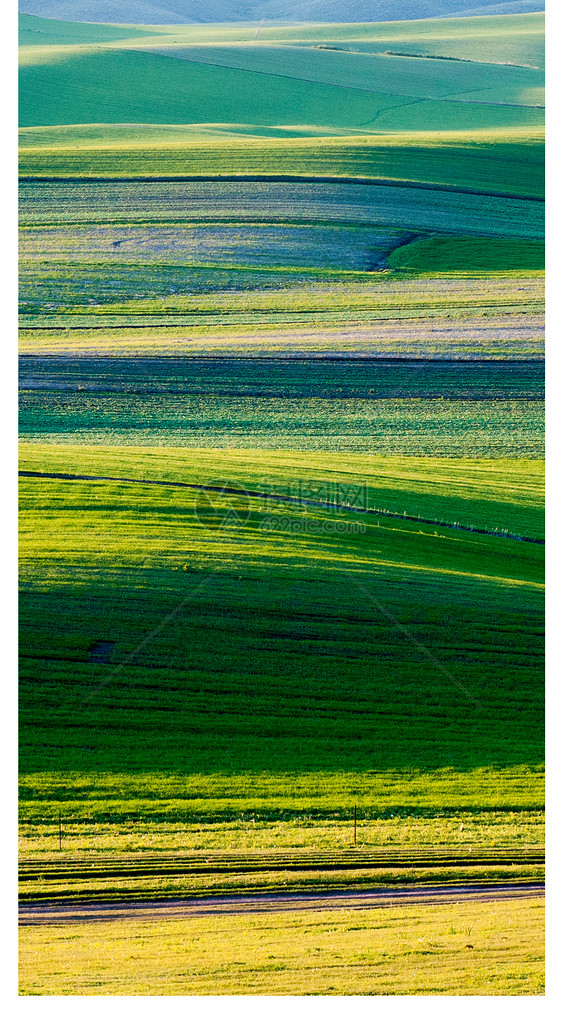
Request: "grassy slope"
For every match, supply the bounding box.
[250,12,545,68]
[19,13,545,135]
[16,2,545,24]
[18,12,153,45]
[18,179,545,238]
[19,48,544,131]
[18,13,546,65]
[18,446,546,537]
[389,236,545,270]
[18,131,545,203]
[19,13,545,207]
[143,43,544,105]
[19,446,544,827]
[19,225,545,272]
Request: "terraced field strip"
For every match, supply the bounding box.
[18,471,545,544]
[19,135,545,199]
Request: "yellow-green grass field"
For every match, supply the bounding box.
[20,810,544,858]
[18,6,545,996]
[19,445,544,857]
[18,445,545,537]
[19,129,545,203]
[19,896,544,995]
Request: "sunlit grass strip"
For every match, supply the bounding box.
[18,896,545,995]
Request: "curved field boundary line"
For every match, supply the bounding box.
[18,175,545,202]
[19,471,545,545]
[18,882,545,925]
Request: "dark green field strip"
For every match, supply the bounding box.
[18,395,544,456]
[19,463,544,789]
[18,471,545,544]
[18,357,545,400]
[18,174,545,203]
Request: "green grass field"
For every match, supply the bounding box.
[19,359,544,455]
[18,5,544,995]
[19,129,545,202]
[388,237,545,272]
[20,446,543,814]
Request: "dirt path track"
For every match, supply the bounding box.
[19,883,544,926]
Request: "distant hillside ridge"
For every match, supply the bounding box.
[17,1,545,25]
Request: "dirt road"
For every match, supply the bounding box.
[19,882,544,926]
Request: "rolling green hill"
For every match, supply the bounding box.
[18,45,544,132]
[20,445,544,785]
[19,10,545,135]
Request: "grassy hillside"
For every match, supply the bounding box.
[19,445,543,782]
[18,445,546,538]
[144,44,543,106]
[388,236,545,270]
[18,130,545,205]
[19,11,546,65]
[18,13,153,45]
[18,48,544,132]
[19,11,545,134]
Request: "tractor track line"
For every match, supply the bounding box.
[18,882,545,926]
[18,471,544,544]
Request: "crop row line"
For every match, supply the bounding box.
[19,847,545,867]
